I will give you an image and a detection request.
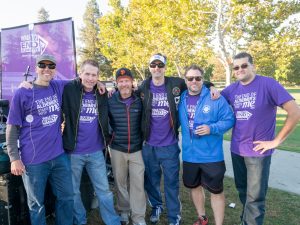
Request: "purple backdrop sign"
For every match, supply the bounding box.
[0,18,77,101]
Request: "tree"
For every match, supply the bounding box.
[98,0,300,83]
[202,0,300,85]
[37,7,49,22]
[79,0,112,77]
[249,17,300,84]
[99,0,215,80]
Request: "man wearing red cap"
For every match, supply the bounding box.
[108,68,146,225]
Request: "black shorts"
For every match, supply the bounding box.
[182,161,226,194]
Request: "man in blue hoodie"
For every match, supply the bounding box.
[179,65,234,225]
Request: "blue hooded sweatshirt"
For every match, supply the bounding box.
[179,86,235,163]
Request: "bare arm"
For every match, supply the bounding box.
[6,124,25,175]
[253,100,300,154]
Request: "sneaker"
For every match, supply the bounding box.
[150,206,163,223]
[193,216,208,225]
[169,215,182,225]
[120,212,129,225]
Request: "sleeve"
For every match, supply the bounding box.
[267,78,294,107]
[209,97,235,135]
[220,86,230,102]
[6,124,20,162]
[7,90,24,126]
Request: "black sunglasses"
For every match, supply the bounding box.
[149,63,165,68]
[37,63,56,69]
[185,76,203,82]
[233,63,248,71]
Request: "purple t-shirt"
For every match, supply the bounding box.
[221,75,293,157]
[7,80,66,165]
[186,94,199,133]
[121,95,134,106]
[73,91,105,154]
[147,81,177,146]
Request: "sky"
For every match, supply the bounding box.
[0,0,128,36]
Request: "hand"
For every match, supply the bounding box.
[61,121,65,134]
[11,160,26,176]
[108,89,116,98]
[194,125,210,136]
[253,140,279,154]
[18,81,33,89]
[210,86,220,100]
[97,81,106,95]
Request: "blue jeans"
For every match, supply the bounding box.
[231,152,271,225]
[142,143,181,224]
[70,151,120,225]
[22,153,73,225]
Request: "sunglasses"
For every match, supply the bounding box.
[233,63,248,71]
[185,76,203,82]
[37,63,56,69]
[149,63,165,68]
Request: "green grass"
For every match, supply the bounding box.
[224,86,300,153]
[81,175,300,225]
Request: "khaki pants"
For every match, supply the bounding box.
[110,149,146,224]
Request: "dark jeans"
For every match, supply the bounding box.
[142,143,181,224]
[231,152,271,225]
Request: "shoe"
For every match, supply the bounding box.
[150,206,163,223]
[133,223,147,225]
[120,212,129,225]
[193,216,208,225]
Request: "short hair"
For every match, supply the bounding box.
[234,52,253,64]
[80,59,99,73]
[184,64,204,77]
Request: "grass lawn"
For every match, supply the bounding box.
[80,175,300,225]
[224,86,300,153]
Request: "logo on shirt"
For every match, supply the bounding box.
[80,99,98,123]
[202,105,210,113]
[152,93,169,107]
[234,92,256,109]
[152,108,169,117]
[236,111,252,120]
[42,115,58,126]
[79,116,96,123]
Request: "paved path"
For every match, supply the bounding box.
[223,141,300,195]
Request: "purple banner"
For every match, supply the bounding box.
[0,18,77,101]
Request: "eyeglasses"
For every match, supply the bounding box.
[233,63,248,71]
[185,76,203,82]
[37,63,56,69]
[149,63,165,68]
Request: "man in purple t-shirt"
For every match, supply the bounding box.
[221,52,300,225]
[139,54,219,225]
[6,54,73,225]
[62,60,120,225]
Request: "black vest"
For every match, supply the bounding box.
[108,92,143,153]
